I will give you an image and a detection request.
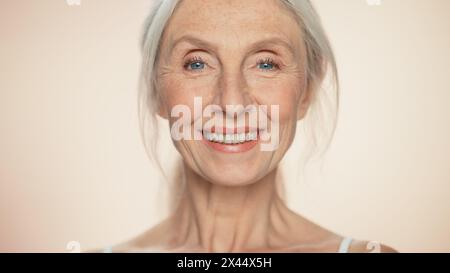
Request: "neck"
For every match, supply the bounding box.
[169,162,295,252]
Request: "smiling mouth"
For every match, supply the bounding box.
[201,127,260,153]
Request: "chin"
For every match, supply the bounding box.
[200,163,267,187]
[205,175,260,187]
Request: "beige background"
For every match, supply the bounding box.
[0,0,449,252]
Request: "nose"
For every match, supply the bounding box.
[216,70,252,119]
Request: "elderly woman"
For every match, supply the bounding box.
[104,0,396,253]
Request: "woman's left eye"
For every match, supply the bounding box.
[258,63,274,70]
[257,58,279,71]
[189,62,205,70]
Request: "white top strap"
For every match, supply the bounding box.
[102,246,113,253]
[338,237,353,253]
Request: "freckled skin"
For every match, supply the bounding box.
[109,0,397,253]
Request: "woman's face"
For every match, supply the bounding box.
[156,0,310,186]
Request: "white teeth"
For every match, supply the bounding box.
[239,133,246,143]
[246,132,257,141]
[203,132,258,144]
[224,134,233,144]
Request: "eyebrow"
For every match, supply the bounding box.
[168,35,296,56]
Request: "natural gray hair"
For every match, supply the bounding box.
[138,0,339,176]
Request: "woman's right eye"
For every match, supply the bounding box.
[184,56,207,72]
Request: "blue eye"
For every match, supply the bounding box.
[257,58,279,71]
[258,63,274,70]
[185,56,207,71]
[189,62,205,70]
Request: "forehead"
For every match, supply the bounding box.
[163,0,303,52]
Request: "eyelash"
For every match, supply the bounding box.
[183,56,280,72]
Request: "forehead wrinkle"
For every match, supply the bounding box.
[168,34,297,59]
[168,35,220,56]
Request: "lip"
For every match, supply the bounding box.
[201,127,260,154]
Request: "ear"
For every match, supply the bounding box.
[296,83,314,120]
[157,101,169,119]
[155,86,169,119]
[297,60,326,120]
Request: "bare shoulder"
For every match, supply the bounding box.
[96,219,173,253]
[348,239,399,253]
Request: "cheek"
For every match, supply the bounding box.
[160,77,216,130]
[160,75,215,110]
[252,81,301,124]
